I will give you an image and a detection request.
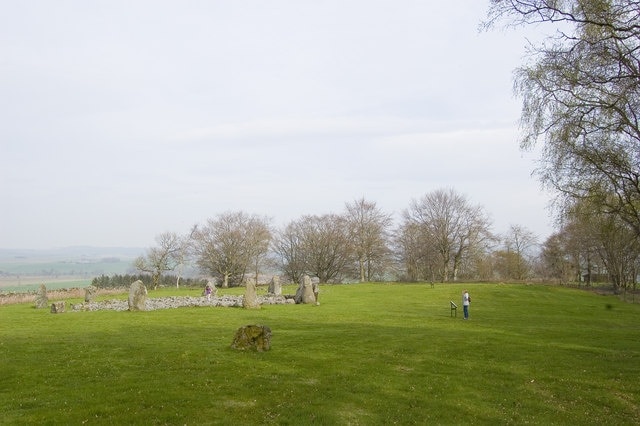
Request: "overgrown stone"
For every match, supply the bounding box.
[128,280,147,311]
[34,284,48,309]
[231,324,272,352]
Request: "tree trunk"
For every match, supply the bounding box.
[153,273,160,290]
[222,273,229,288]
[441,261,450,282]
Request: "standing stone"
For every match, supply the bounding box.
[208,281,218,297]
[312,279,320,305]
[34,284,48,309]
[84,285,97,302]
[294,275,316,304]
[231,325,272,352]
[267,275,282,296]
[242,277,260,309]
[128,280,147,311]
[50,301,65,313]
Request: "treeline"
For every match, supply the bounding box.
[134,193,544,289]
[131,192,639,294]
[485,1,640,295]
[92,274,208,289]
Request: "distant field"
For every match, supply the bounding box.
[0,259,134,276]
[0,277,93,292]
[0,249,138,292]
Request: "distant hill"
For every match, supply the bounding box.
[0,247,145,289]
[0,246,145,263]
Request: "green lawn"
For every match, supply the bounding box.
[1,283,638,425]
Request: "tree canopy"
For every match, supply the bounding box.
[485,0,640,236]
[191,211,272,288]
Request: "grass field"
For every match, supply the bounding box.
[1,283,639,425]
[0,253,136,292]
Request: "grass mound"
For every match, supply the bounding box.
[1,283,639,424]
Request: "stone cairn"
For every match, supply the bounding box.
[268,275,282,296]
[71,293,292,312]
[128,280,148,311]
[242,277,260,309]
[231,324,272,352]
[294,275,316,304]
[34,284,48,309]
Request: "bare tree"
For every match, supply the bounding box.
[272,221,306,284]
[191,211,272,288]
[344,197,393,282]
[394,220,440,282]
[565,198,640,292]
[539,231,576,284]
[403,188,493,282]
[134,231,184,290]
[561,213,601,285]
[246,216,273,286]
[173,225,198,289]
[538,196,640,292]
[275,214,352,283]
[501,224,539,280]
[299,214,353,283]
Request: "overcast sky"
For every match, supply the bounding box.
[1,1,555,250]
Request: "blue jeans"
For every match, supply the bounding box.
[463,305,469,319]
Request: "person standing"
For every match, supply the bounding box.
[205,283,213,302]
[462,290,470,319]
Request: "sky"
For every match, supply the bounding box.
[1,0,556,250]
